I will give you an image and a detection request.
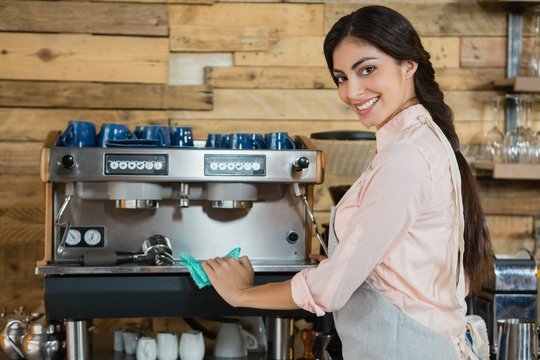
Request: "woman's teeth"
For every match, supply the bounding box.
[357,97,379,111]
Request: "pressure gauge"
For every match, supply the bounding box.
[65,229,82,246]
[84,229,102,246]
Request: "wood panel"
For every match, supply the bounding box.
[477,179,540,216]
[324,3,506,36]
[0,33,169,83]
[170,53,233,85]
[0,175,44,208]
[233,36,459,68]
[205,66,502,90]
[169,89,495,122]
[0,81,213,110]
[169,3,324,36]
[170,25,276,52]
[0,1,168,36]
[0,142,42,175]
[461,37,506,68]
[0,109,169,142]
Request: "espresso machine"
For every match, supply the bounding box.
[36,128,324,359]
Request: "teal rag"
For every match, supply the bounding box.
[179,247,241,289]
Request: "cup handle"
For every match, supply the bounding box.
[253,138,265,149]
[58,124,74,146]
[241,329,258,350]
[287,136,296,149]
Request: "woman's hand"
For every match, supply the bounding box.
[201,255,254,307]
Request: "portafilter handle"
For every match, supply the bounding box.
[80,251,149,266]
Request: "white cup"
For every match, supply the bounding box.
[136,337,157,360]
[122,328,141,355]
[239,316,268,352]
[214,322,258,358]
[113,328,125,352]
[157,331,178,360]
[179,330,205,360]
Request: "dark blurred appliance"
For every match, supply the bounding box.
[36,129,324,359]
[470,253,537,357]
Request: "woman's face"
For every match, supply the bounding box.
[332,36,417,129]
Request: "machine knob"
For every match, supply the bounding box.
[61,154,75,169]
[292,157,310,171]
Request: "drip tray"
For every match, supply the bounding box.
[36,260,315,275]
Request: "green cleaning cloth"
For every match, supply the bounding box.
[179,247,241,289]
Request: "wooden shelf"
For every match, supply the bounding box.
[494,77,540,92]
[473,162,540,180]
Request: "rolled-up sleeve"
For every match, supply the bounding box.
[291,142,432,314]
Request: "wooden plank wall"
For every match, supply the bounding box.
[0,0,538,314]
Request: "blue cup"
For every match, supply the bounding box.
[266,132,295,150]
[250,133,267,149]
[98,123,133,147]
[170,126,194,147]
[57,120,97,147]
[219,134,231,149]
[205,133,222,148]
[229,133,262,149]
[134,125,171,147]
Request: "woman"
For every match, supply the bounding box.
[202,5,493,359]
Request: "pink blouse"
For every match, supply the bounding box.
[291,104,467,342]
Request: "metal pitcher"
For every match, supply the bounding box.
[0,319,26,360]
[497,318,538,360]
[20,323,66,360]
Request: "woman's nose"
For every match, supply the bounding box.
[347,78,364,100]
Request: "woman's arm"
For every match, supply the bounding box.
[202,256,299,310]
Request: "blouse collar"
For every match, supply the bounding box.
[375,104,430,153]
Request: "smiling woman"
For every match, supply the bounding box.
[202,5,493,360]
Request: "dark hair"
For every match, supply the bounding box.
[323,5,493,293]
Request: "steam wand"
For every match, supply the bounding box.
[54,182,74,254]
[293,183,328,256]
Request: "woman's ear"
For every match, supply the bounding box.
[402,60,418,79]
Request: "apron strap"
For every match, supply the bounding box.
[418,114,466,309]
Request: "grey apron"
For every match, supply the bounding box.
[327,207,458,360]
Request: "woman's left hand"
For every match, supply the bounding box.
[202,255,254,307]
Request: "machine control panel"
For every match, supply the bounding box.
[104,154,168,175]
[204,154,266,176]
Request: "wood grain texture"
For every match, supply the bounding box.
[205,66,502,90]
[477,179,540,215]
[460,37,506,68]
[0,175,44,208]
[0,108,169,141]
[0,33,169,83]
[170,25,276,52]
[0,142,42,175]
[170,3,324,36]
[233,36,459,68]
[0,81,213,110]
[0,0,168,36]
[169,89,497,122]
[325,3,506,36]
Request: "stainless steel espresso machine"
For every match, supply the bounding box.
[36,129,324,359]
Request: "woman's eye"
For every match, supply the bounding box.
[360,66,376,76]
[335,75,346,84]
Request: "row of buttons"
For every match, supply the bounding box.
[108,160,165,171]
[208,161,262,171]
